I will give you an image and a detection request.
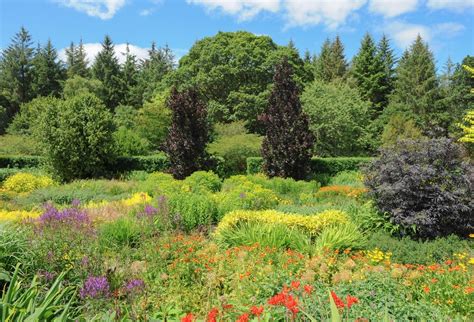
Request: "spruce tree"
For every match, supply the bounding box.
[314,38,332,82]
[376,35,396,110]
[65,39,89,78]
[314,36,347,82]
[92,35,123,109]
[388,35,438,134]
[261,58,314,180]
[0,27,35,119]
[120,44,140,107]
[32,39,65,97]
[164,87,210,179]
[351,33,386,117]
[65,42,76,78]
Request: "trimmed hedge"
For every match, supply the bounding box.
[115,154,170,173]
[247,157,373,176]
[0,156,43,169]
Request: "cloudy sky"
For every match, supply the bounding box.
[1,0,473,68]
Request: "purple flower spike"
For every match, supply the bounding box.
[79,276,110,299]
[125,279,145,294]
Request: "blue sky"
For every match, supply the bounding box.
[1,0,473,69]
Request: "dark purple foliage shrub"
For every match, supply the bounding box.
[260,58,314,180]
[364,138,473,238]
[163,87,210,179]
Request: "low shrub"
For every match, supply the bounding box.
[115,154,169,173]
[140,172,188,196]
[3,172,55,193]
[168,192,218,232]
[314,222,367,251]
[215,209,349,238]
[346,201,398,234]
[364,138,473,238]
[0,168,21,182]
[0,209,42,222]
[183,171,222,193]
[98,216,143,249]
[245,174,320,201]
[328,171,364,187]
[114,127,151,156]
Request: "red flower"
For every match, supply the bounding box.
[346,295,359,309]
[291,281,301,290]
[250,305,264,316]
[268,292,286,305]
[303,285,313,295]
[181,313,194,322]
[237,313,249,322]
[207,308,219,322]
[423,286,430,294]
[331,291,345,309]
[222,304,234,310]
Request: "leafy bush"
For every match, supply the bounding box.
[346,201,398,234]
[0,135,41,155]
[140,172,187,196]
[215,221,310,252]
[245,174,319,201]
[215,209,349,238]
[314,222,366,251]
[366,232,473,265]
[381,114,424,147]
[364,138,473,238]
[114,127,150,156]
[115,154,169,173]
[0,168,21,183]
[328,171,363,187]
[99,216,143,249]
[3,172,55,193]
[168,192,218,232]
[183,171,222,193]
[37,93,117,181]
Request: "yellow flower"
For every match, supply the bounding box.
[469,233,474,238]
[0,209,41,221]
[468,258,474,265]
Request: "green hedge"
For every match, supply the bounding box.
[115,154,170,173]
[0,168,21,182]
[0,156,43,168]
[247,157,373,176]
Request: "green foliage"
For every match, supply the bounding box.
[245,174,319,201]
[37,93,117,181]
[313,36,347,82]
[114,127,150,156]
[170,31,306,132]
[183,171,221,193]
[215,221,310,252]
[0,135,41,156]
[113,105,138,129]
[0,224,32,277]
[1,264,76,321]
[209,122,262,176]
[168,192,218,232]
[135,92,171,150]
[115,154,169,173]
[302,80,371,156]
[314,222,367,251]
[346,201,398,234]
[328,171,363,187]
[31,40,65,98]
[0,155,42,168]
[99,216,143,249]
[381,114,424,147]
[366,232,473,265]
[0,106,6,134]
[62,75,102,99]
[65,40,89,78]
[261,58,314,180]
[7,96,62,135]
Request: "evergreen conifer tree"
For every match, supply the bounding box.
[32,39,65,97]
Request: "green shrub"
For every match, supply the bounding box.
[168,192,218,232]
[246,157,262,175]
[37,93,117,181]
[114,127,150,156]
[346,202,399,234]
[215,221,310,252]
[0,135,41,156]
[0,155,43,168]
[366,232,473,265]
[314,222,367,251]
[209,132,262,176]
[99,216,143,249]
[140,172,186,196]
[328,171,363,187]
[0,168,21,183]
[183,171,222,193]
[245,174,319,201]
[115,154,169,173]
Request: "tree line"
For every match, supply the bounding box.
[0,28,472,158]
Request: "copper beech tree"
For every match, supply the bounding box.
[261,58,314,180]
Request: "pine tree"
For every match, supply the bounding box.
[314,38,332,82]
[120,44,140,107]
[75,39,89,77]
[314,36,347,82]
[65,42,76,77]
[92,35,123,109]
[303,49,315,83]
[0,27,35,119]
[164,87,210,179]
[377,35,396,110]
[32,39,65,97]
[261,58,314,180]
[388,35,438,134]
[351,33,386,117]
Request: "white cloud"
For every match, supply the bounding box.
[140,8,154,16]
[433,22,465,35]
[427,0,474,11]
[54,0,127,20]
[186,0,280,21]
[385,21,431,48]
[368,0,418,17]
[59,43,149,65]
[284,0,367,29]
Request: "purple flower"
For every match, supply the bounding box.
[79,276,110,299]
[38,270,55,282]
[125,279,145,294]
[138,204,158,219]
[71,199,81,207]
[38,203,90,228]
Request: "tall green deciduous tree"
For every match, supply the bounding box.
[92,35,123,109]
[387,35,439,135]
[137,42,175,104]
[351,33,386,118]
[120,44,141,107]
[164,87,210,179]
[0,27,35,120]
[65,39,89,78]
[314,36,347,82]
[261,58,314,180]
[32,40,65,97]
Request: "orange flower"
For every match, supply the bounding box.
[237,313,249,322]
[207,308,218,322]
[291,280,301,290]
[423,286,430,294]
[181,313,194,322]
[304,285,314,295]
[346,295,359,309]
[250,305,264,316]
[331,291,345,309]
